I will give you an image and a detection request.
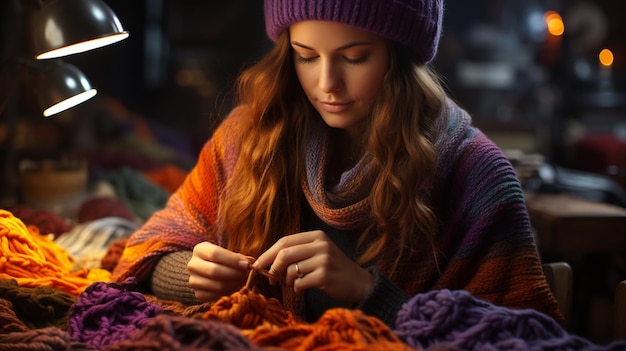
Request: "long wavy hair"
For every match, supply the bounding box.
[219,30,447,274]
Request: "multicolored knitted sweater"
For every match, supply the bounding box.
[111,98,562,325]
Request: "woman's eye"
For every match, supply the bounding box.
[294,53,368,65]
[346,56,368,65]
[295,54,317,63]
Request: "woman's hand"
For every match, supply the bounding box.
[251,230,374,304]
[187,241,252,302]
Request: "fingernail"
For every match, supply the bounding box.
[238,260,251,269]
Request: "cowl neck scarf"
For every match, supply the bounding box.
[301,122,375,230]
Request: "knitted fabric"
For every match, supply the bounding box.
[302,120,374,230]
[264,0,444,64]
[150,251,200,305]
[112,99,561,323]
[395,289,626,351]
[142,164,189,194]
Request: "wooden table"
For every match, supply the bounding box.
[524,191,626,255]
[524,191,626,340]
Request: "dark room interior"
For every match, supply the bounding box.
[1,0,626,348]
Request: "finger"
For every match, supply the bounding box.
[285,259,311,287]
[252,232,315,270]
[187,255,251,284]
[194,241,253,270]
[189,274,241,302]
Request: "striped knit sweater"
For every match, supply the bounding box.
[111,98,563,324]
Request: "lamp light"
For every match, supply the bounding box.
[36,61,97,117]
[32,0,129,60]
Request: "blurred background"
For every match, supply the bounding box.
[1,0,626,343]
[2,0,625,178]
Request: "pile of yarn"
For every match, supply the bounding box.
[67,278,163,349]
[394,289,626,351]
[60,276,417,350]
[0,210,110,296]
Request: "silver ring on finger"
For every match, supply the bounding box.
[295,262,305,279]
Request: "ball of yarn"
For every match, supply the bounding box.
[7,205,72,239]
[100,238,128,272]
[67,278,163,349]
[78,196,134,223]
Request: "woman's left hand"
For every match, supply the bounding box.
[250,230,374,304]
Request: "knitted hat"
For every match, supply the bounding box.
[264,0,444,64]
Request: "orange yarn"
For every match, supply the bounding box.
[202,286,299,330]
[200,270,419,351]
[143,164,188,193]
[247,308,419,351]
[0,210,110,296]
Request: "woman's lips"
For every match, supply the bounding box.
[319,101,351,113]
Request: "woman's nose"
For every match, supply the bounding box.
[318,60,342,93]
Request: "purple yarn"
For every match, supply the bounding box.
[395,289,626,351]
[67,278,164,350]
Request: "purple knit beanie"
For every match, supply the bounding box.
[264,0,444,64]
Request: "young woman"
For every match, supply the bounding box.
[111,0,562,327]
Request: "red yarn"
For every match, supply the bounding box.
[7,205,71,239]
[101,238,128,272]
[78,197,134,223]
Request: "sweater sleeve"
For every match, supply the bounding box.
[434,131,563,323]
[357,266,411,328]
[150,251,201,305]
[412,100,563,323]
[111,108,246,290]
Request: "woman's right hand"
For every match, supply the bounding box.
[187,241,252,302]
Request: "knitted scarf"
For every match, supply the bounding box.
[301,118,374,231]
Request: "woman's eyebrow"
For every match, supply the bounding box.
[290,41,373,51]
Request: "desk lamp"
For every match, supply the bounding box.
[0,0,129,205]
[29,0,129,115]
[33,0,129,60]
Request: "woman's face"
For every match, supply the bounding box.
[289,21,389,136]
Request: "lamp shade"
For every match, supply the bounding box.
[32,0,129,60]
[37,62,97,117]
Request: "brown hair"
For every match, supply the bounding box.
[219,32,447,274]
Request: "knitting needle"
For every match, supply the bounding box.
[255,267,282,280]
[245,267,282,289]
